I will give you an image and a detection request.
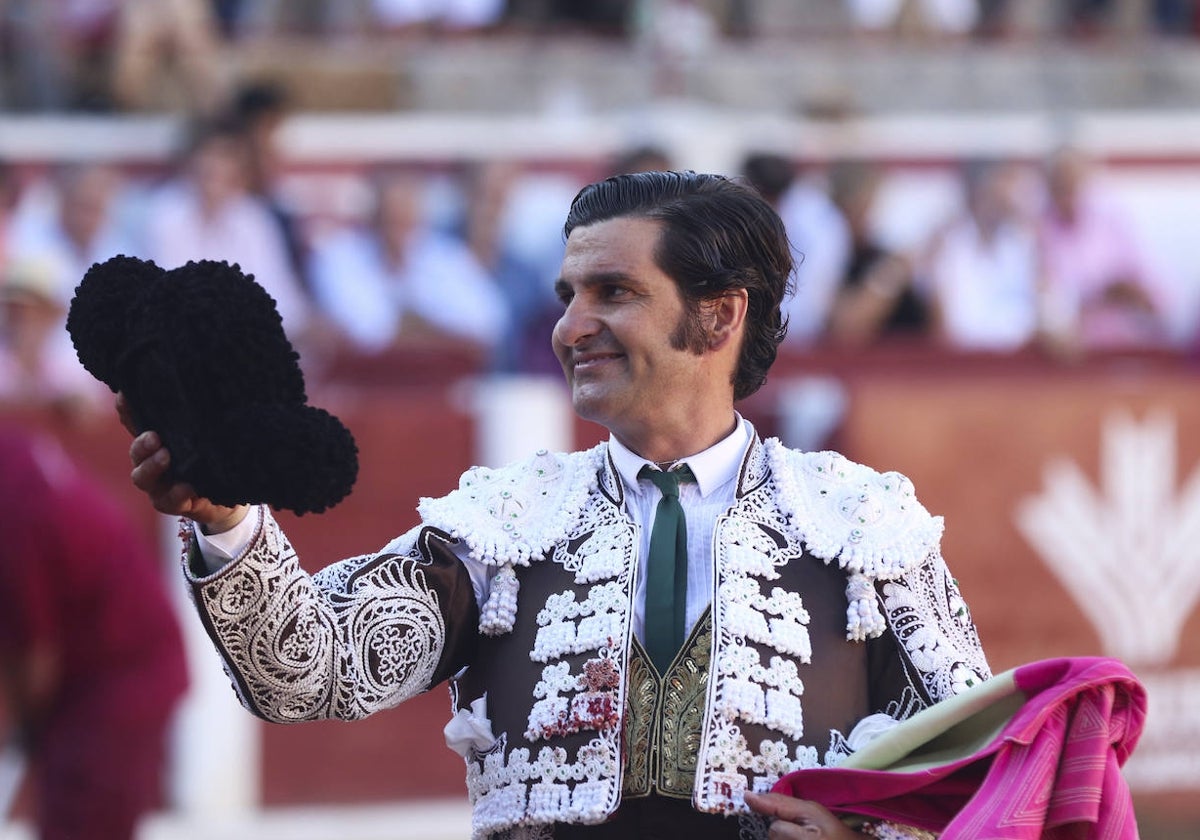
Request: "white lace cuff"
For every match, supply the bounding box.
[192,505,263,574]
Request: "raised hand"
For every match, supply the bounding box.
[120,394,248,533]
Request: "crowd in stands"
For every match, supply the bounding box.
[3,1,1198,112]
[750,146,1182,357]
[0,77,1194,421]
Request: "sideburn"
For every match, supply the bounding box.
[668,298,712,356]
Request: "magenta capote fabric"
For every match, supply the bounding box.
[772,657,1147,839]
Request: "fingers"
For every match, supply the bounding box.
[130,431,167,483]
[744,793,858,840]
[129,440,170,502]
[745,792,812,821]
[130,429,161,467]
[129,431,196,516]
[127,430,247,526]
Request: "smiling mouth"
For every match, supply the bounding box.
[572,352,622,374]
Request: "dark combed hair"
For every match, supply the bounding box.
[564,170,794,401]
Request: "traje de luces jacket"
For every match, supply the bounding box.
[182,433,991,839]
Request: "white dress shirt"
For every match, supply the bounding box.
[607,416,750,643]
[144,183,311,336]
[307,226,510,353]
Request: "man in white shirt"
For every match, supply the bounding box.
[126,171,989,839]
[307,172,509,357]
[143,120,312,340]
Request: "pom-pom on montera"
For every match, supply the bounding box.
[66,256,358,515]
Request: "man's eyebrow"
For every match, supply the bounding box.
[555,272,638,297]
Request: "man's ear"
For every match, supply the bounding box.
[705,289,749,351]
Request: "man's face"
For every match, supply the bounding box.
[61,166,116,248]
[192,138,246,210]
[376,178,423,258]
[552,216,714,450]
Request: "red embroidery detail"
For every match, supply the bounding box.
[583,657,620,691]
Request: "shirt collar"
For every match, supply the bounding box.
[609,414,753,499]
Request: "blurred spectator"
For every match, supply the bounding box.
[824,160,929,347]
[846,0,981,39]
[226,81,312,298]
[251,0,334,35]
[452,161,558,372]
[506,0,633,35]
[0,255,105,416]
[0,0,119,110]
[974,0,1012,37]
[1059,0,1111,35]
[370,0,507,33]
[1036,146,1170,353]
[741,152,798,203]
[473,164,583,373]
[607,143,674,176]
[109,0,225,113]
[5,163,137,306]
[0,162,20,263]
[1057,0,1195,37]
[210,0,246,37]
[447,140,683,369]
[141,118,313,340]
[1151,0,1195,35]
[741,151,851,347]
[638,0,719,93]
[924,158,1039,352]
[0,426,188,840]
[307,170,510,360]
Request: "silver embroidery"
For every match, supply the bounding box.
[738,811,772,840]
[880,549,992,701]
[770,442,944,581]
[419,447,605,567]
[698,440,817,814]
[189,436,988,837]
[463,459,637,837]
[189,510,447,722]
[467,741,620,838]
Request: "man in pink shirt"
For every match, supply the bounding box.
[1037,147,1169,352]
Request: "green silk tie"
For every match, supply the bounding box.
[639,464,695,674]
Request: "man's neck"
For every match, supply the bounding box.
[613,412,740,465]
[608,413,750,499]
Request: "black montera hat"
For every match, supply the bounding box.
[66,255,358,515]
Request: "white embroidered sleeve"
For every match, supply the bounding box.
[879,547,991,704]
[183,509,478,723]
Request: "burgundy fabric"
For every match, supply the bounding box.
[771,657,1146,840]
[36,711,172,840]
[0,427,188,839]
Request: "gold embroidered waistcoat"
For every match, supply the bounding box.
[622,609,714,801]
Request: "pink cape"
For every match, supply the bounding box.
[772,657,1147,839]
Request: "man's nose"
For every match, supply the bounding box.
[552,297,597,348]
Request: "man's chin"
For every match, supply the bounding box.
[569,386,611,425]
